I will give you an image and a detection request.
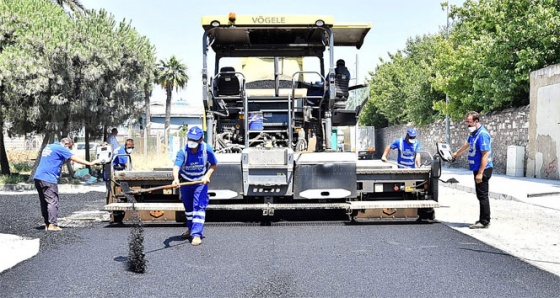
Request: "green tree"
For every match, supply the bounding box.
[400,34,445,125]
[51,0,87,15]
[364,34,444,126]
[433,0,560,118]
[0,7,20,174]
[155,56,189,146]
[0,0,72,174]
[0,0,156,178]
[68,9,156,160]
[367,55,407,125]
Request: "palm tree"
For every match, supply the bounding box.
[155,56,189,149]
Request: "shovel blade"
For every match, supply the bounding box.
[120,182,138,202]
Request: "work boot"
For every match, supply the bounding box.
[181,229,191,239]
[45,224,62,231]
[469,221,490,229]
[191,236,202,246]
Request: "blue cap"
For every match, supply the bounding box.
[407,128,417,137]
[187,126,204,140]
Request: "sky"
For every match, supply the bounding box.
[81,0,464,107]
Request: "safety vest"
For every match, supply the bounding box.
[180,142,208,181]
[467,126,493,171]
[398,138,419,167]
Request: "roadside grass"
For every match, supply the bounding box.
[1,150,36,184]
[0,173,30,184]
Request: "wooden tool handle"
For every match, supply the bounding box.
[131,180,202,194]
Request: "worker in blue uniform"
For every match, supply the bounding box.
[452,111,493,229]
[381,128,422,168]
[112,138,134,170]
[172,126,218,246]
[34,137,101,231]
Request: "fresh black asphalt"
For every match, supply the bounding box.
[1,190,559,297]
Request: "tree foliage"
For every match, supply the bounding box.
[51,0,87,15]
[432,0,560,118]
[0,0,156,175]
[0,0,71,174]
[155,56,188,140]
[364,0,560,125]
[363,34,444,126]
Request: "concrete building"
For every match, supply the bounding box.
[148,100,204,134]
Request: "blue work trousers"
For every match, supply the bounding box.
[180,183,209,237]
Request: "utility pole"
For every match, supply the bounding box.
[444,3,451,145]
[355,53,358,84]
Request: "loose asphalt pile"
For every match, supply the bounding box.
[0,187,106,251]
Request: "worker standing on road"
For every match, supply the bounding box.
[381,128,422,168]
[172,126,217,246]
[452,111,493,229]
[34,137,101,231]
[106,128,119,152]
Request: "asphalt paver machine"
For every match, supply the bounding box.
[104,13,441,223]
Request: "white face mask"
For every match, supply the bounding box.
[126,148,133,154]
[187,141,199,148]
[408,139,416,144]
[468,126,477,133]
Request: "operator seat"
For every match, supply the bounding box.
[334,65,350,100]
[215,66,241,98]
[332,65,350,109]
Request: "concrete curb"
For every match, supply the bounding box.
[0,184,36,192]
[441,182,560,207]
[443,182,522,201]
[0,183,106,193]
[0,234,40,273]
[439,167,560,204]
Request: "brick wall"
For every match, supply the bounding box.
[375,105,530,175]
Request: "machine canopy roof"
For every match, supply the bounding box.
[202,14,371,58]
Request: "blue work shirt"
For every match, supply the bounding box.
[112,145,130,169]
[34,142,74,183]
[390,137,421,168]
[467,125,493,171]
[174,142,218,181]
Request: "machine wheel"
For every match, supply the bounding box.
[417,208,435,221]
[112,211,125,223]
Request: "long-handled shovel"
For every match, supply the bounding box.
[124,181,202,195]
[384,159,413,169]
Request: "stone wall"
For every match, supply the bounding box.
[375,106,530,175]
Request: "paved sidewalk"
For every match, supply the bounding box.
[439,167,560,209]
[437,166,560,277]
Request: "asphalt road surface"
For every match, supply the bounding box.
[1,189,559,297]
